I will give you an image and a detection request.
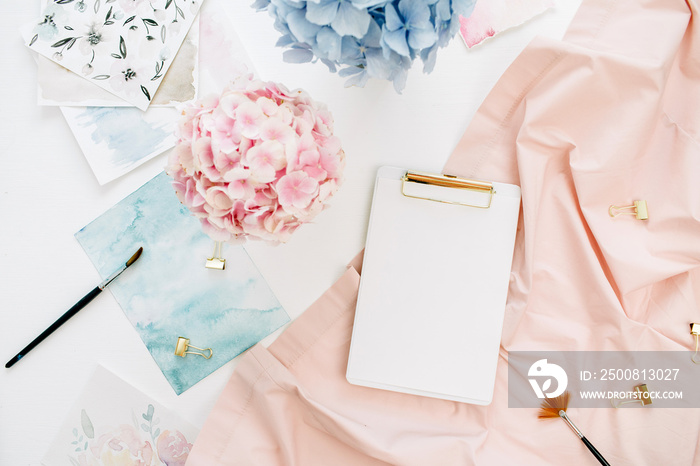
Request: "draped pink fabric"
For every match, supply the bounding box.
[187,0,700,464]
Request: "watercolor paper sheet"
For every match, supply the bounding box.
[459,0,554,48]
[59,105,179,185]
[27,0,203,110]
[37,20,199,107]
[75,172,289,394]
[42,366,199,466]
[55,4,255,186]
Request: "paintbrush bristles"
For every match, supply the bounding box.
[126,247,143,267]
[537,391,570,418]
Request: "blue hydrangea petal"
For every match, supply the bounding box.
[381,28,410,57]
[339,65,364,77]
[407,26,437,50]
[383,3,404,32]
[341,36,362,61]
[420,43,438,73]
[251,0,271,10]
[306,0,339,26]
[434,0,450,21]
[317,27,343,61]
[399,0,432,28]
[365,47,398,80]
[363,19,382,47]
[452,0,477,17]
[350,0,390,8]
[283,47,314,63]
[276,34,296,47]
[287,9,322,43]
[331,2,371,38]
[344,70,370,87]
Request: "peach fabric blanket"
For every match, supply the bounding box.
[187,0,700,464]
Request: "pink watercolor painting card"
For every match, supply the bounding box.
[460,0,554,48]
[41,366,199,466]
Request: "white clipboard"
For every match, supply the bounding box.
[346,166,521,405]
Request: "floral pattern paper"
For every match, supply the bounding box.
[27,0,203,110]
[41,366,199,466]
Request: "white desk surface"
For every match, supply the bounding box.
[0,1,580,464]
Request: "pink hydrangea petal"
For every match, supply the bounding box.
[260,117,295,145]
[169,76,343,244]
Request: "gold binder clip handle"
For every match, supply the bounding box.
[174,337,213,359]
[691,323,700,364]
[610,384,651,407]
[205,241,226,270]
[608,200,648,220]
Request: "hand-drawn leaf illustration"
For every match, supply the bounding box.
[66,37,77,51]
[51,37,74,48]
[72,428,78,437]
[81,409,95,439]
[29,34,38,47]
[142,85,152,101]
[64,26,74,30]
[165,0,173,8]
[94,0,101,14]
[176,5,185,20]
[160,25,166,43]
[146,35,155,41]
[111,53,122,59]
[56,0,76,4]
[147,404,155,419]
[92,74,110,80]
[105,20,114,25]
[119,35,126,58]
[71,441,78,445]
[143,18,158,27]
[141,423,150,432]
[153,428,160,438]
[84,441,88,450]
[123,15,135,26]
[105,6,113,24]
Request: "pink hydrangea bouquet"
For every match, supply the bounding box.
[167,74,345,244]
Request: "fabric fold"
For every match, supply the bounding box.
[187,0,700,464]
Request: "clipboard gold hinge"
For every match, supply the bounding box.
[401,171,494,208]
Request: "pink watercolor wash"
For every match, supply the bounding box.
[459,0,554,48]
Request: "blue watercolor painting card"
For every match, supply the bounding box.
[75,172,289,394]
[60,106,179,185]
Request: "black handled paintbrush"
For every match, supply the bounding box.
[5,247,143,368]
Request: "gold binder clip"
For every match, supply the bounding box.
[401,171,494,208]
[174,337,213,359]
[691,323,700,364]
[205,241,226,270]
[608,200,648,220]
[610,384,652,408]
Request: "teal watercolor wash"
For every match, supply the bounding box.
[75,172,289,394]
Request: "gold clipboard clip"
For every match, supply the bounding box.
[401,171,494,208]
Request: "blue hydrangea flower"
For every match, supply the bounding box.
[253,0,476,92]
